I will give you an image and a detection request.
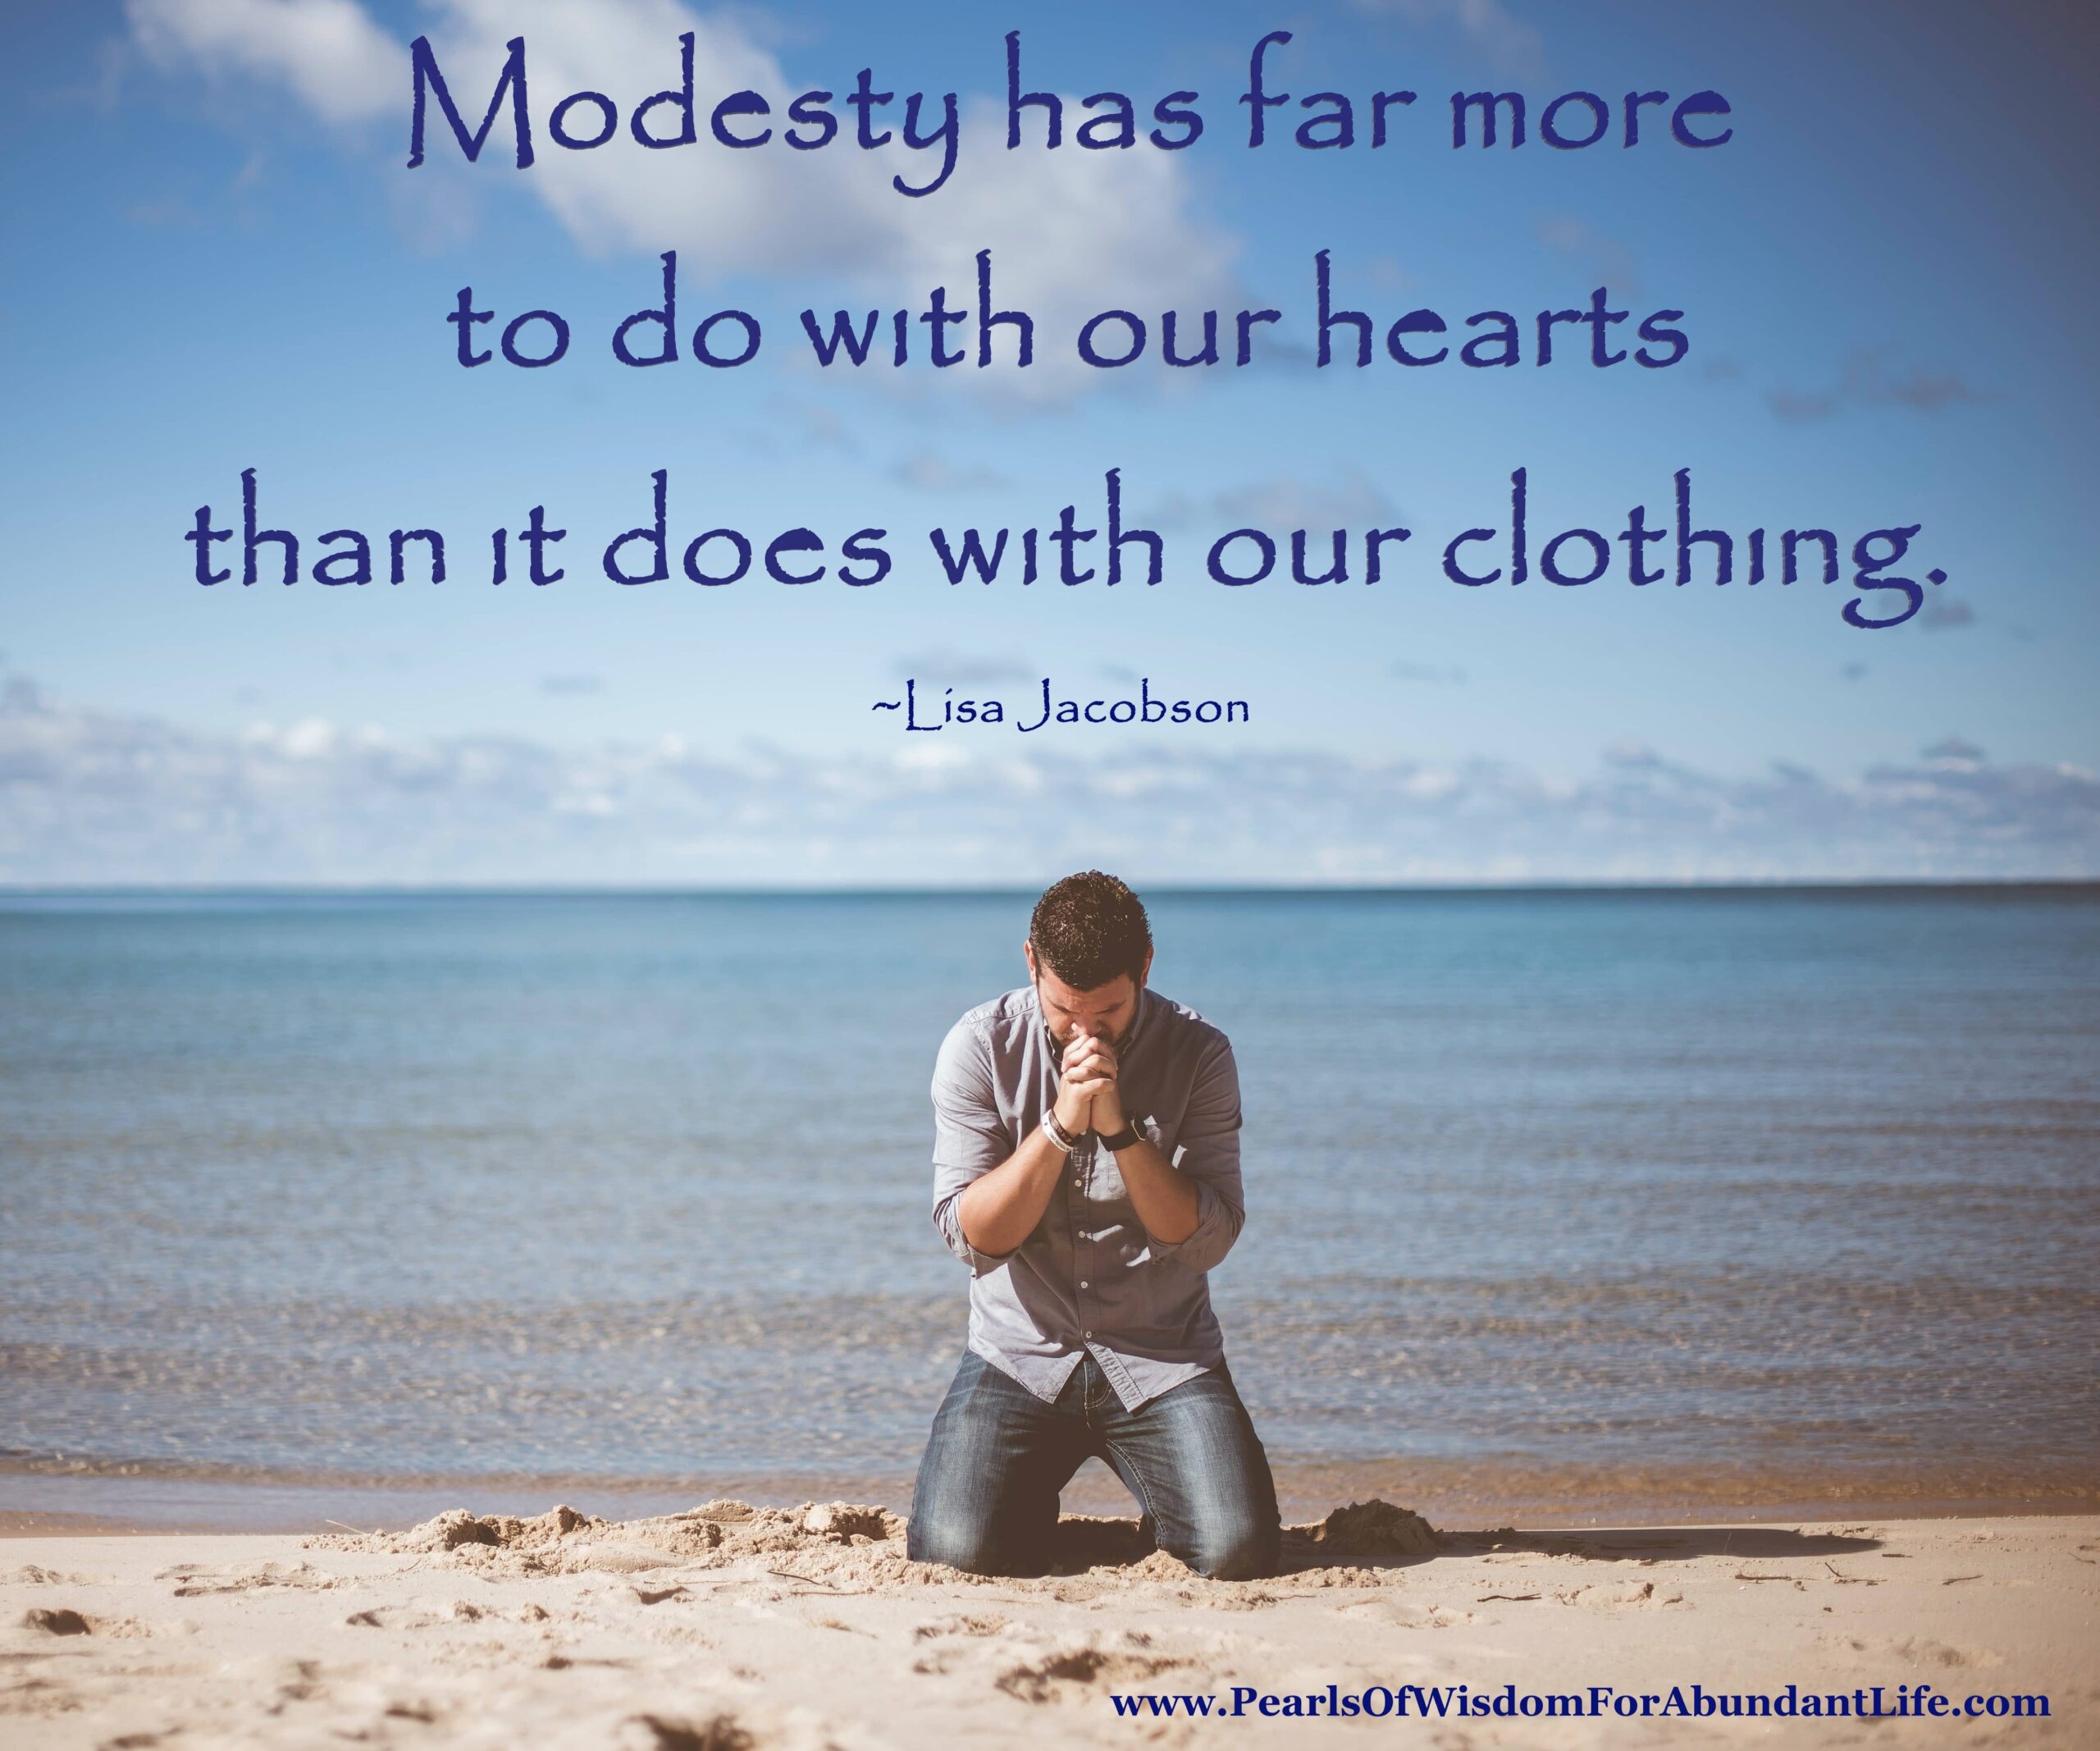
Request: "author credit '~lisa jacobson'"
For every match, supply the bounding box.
[874,676,1250,731]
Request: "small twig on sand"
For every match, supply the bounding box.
[1942,1575,1984,1585]
[768,1569,842,1590]
[1732,1572,1798,1582]
[325,1520,374,1536]
[1477,1593,1541,1602]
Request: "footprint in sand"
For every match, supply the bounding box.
[993,1632,1198,1704]
[86,1616,172,1639]
[619,1710,759,1751]
[1842,1634,2005,1671]
[157,1560,342,1598]
[1339,1598,1480,1630]
[1550,1580,1686,1610]
[262,1655,329,1711]
[344,1606,459,1630]
[912,1612,1011,1640]
[915,1621,1020,1680]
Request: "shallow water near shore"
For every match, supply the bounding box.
[3,886,2096,1530]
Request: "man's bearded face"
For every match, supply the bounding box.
[1034,965,1139,1055]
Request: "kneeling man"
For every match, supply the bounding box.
[906,870,1282,1579]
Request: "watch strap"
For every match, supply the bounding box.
[1096,1119,1141,1152]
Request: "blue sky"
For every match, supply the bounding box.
[2,0,2095,882]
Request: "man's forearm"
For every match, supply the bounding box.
[955,1122,1070,1257]
[1109,1136,1201,1245]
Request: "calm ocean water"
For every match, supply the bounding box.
[2,888,2096,1526]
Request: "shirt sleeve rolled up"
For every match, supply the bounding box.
[929,1015,1019,1275]
[1138,1034,1247,1277]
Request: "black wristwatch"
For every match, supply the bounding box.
[1095,1118,1142,1153]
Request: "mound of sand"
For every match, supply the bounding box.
[1300,1497,1439,1556]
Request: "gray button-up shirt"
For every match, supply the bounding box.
[929,981,1248,1413]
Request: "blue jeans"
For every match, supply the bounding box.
[906,1346,1283,1580]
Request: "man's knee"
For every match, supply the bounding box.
[906,1508,994,1574]
[1180,1516,1281,1581]
[906,1506,1043,1577]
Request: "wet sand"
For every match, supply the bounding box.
[7,1451,2093,1542]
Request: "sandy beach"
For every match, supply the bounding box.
[3,1498,2090,1748]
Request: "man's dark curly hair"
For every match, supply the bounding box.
[1029,871,1152,991]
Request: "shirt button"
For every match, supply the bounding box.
[1084,1330,1093,1338]
[1080,1280,1089,1288]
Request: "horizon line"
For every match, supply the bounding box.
[2,877,2095,899]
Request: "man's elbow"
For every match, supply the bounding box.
[1189,1209,1245,1273]
[1157,1191,1244,1273]
[934,1191,1011,1274]
[931,1195,974,1267]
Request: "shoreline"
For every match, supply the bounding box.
[7,1456,2094,1539]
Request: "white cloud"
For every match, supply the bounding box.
[3,679,2096,886]
[127,0,1240,399]
[127,0,398,126]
